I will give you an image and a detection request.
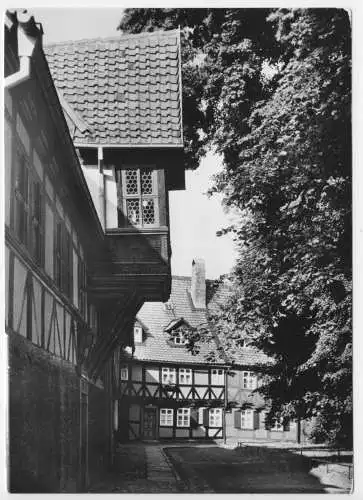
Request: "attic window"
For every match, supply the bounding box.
[174,330,187,345]
[134,325,143,344]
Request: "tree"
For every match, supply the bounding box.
[119,8,352,445]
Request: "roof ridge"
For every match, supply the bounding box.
[44,28,180,49]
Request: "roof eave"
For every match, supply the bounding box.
[74,142,184,149]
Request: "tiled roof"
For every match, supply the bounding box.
[44,30,183,147]
[128,275,271,368]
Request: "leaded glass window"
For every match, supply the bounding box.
[121,167,158,227]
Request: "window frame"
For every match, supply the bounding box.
[178,368,192,385]
[242,371,257,390]
[161,367,177,385]
[174,330,187,345]
[121,167,159,228]
[209,408,222,427]
[134,325,143,344]
[120,365,129,381]
[241,409,254,430]
[54,218,73,298]
[177,408,190,428]
[31,178,44,266]
[211,368,224,385]
[270,420,285,432]
[160,408,174,427]
[14,148,30,248]
[78,255,87,319]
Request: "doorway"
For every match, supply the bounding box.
[142,407,157,440]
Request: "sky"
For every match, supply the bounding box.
[29,7,238,279]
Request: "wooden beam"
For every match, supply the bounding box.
[87,292,144,380]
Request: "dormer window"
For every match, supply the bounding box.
[134,324,143,344]
[120,167,158,227]
[174,330,187,345]
[164,318,191,347]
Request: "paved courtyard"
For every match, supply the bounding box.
[88,442,353,494]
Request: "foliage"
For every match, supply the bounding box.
[118,8,352,445]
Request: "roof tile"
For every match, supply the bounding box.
[130,275,271,369]
[44,29,183,146]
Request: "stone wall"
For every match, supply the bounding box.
[8,331,110,492]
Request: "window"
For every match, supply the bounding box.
[120,365,128,381]
[242,371,257,389]
[121,168,158,227]
[54,221,73,298]
[14,152,30,246]
[160,408,173,426]
[270,420,284,432]
[179,368,192,385]
[241,409,254,429]
[174,330,187,345]
[209,408,222,427]
[63,228,73,299]
[177,408,190,427]
[78,257,87,318]
[211,369,224,385]
[31,180,44,266]
[134,325,143,343]
[161,367,176,385]
[54,221,62,289]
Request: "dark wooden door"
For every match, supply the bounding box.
[143,407,157,440]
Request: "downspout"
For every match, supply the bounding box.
[5,11,39,90]
[98,146,106,231]
[223,367,229,444]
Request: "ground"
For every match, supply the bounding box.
[88,441,353,494]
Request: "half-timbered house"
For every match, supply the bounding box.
[208,279,301,444]
[117,259,228,441]
[117,261,301,444]
[5,9,185,492]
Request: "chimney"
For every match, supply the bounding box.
[191,258,206,309]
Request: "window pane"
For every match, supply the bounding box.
[142,199,155,225]
[160,408,173,426]
[141,169,153,194]
[126,199,140,224]
[125,169,138,194]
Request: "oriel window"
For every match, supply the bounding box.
[120,167,158,227]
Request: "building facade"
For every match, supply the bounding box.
[117,259,300,443]
[5,10,185,492]
[117,259,227,441]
